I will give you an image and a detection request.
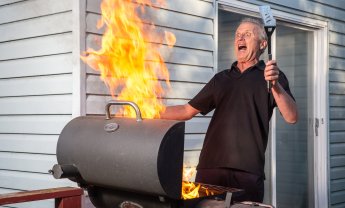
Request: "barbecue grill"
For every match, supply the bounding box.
[51,100,243,208]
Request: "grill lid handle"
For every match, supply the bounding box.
[105,100,143,122]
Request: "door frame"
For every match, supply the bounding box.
[215,1,329,207]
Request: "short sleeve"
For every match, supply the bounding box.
[188,76,217,115]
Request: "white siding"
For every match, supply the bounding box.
[85,0,215,170]
[3,0,345,207]
[0,0,77,207]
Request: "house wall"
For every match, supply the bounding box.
[0,0,77,207]
[84,0,216,170]
[1,0,344,207]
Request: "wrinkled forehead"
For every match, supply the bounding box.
[236,22,259,33]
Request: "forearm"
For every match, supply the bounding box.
[160,104,199,121]
[271,83,298,124]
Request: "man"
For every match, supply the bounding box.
[160,18,298,203]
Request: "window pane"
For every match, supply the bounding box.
[275,25,314,208]
[218,10,241,70]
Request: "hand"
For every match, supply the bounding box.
[264,60,280,86]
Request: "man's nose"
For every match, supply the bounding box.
[236,33,245,40]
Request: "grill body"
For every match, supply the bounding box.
[55,115,185,199]
[52,101,244,208]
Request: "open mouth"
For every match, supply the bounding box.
[238,45,247,51]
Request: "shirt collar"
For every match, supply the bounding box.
[229,60,266,73]
[257,60,266,71]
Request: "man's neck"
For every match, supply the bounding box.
[236,59,259,72]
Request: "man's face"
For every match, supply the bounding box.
[234,22,264,63]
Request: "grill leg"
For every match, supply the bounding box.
[224,192,232,208]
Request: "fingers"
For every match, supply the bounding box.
[265,60,279,84]
[266,60,277,66]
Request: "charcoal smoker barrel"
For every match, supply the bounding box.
[53,101,185,199]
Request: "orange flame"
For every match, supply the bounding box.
[81,0,175,119]
[181,166,216,199]
[182,166,200,199]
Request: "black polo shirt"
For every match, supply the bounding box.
[189,60,294,176]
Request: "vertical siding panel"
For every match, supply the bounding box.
[72,0,86,117]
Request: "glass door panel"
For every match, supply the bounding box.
[275,25,314,208]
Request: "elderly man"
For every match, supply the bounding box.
[160,18,298,202]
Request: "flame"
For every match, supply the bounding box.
[181,166,200,199]
[81,0,175,119]
[181,166,216,199]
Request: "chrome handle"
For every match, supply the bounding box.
[105,100,143,122]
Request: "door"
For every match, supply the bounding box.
[217,4,328,207]
[274,24,314,208]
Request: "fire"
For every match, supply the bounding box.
[81,0,175,118]
[181,166,216,199]
[182,166,200,199]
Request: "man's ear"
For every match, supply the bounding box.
[260,39,268,50]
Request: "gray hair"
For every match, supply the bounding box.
[238,17,267,41]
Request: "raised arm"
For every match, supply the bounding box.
[271,83,298,124]
[160,104,200,121]
[265,60,298,124]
